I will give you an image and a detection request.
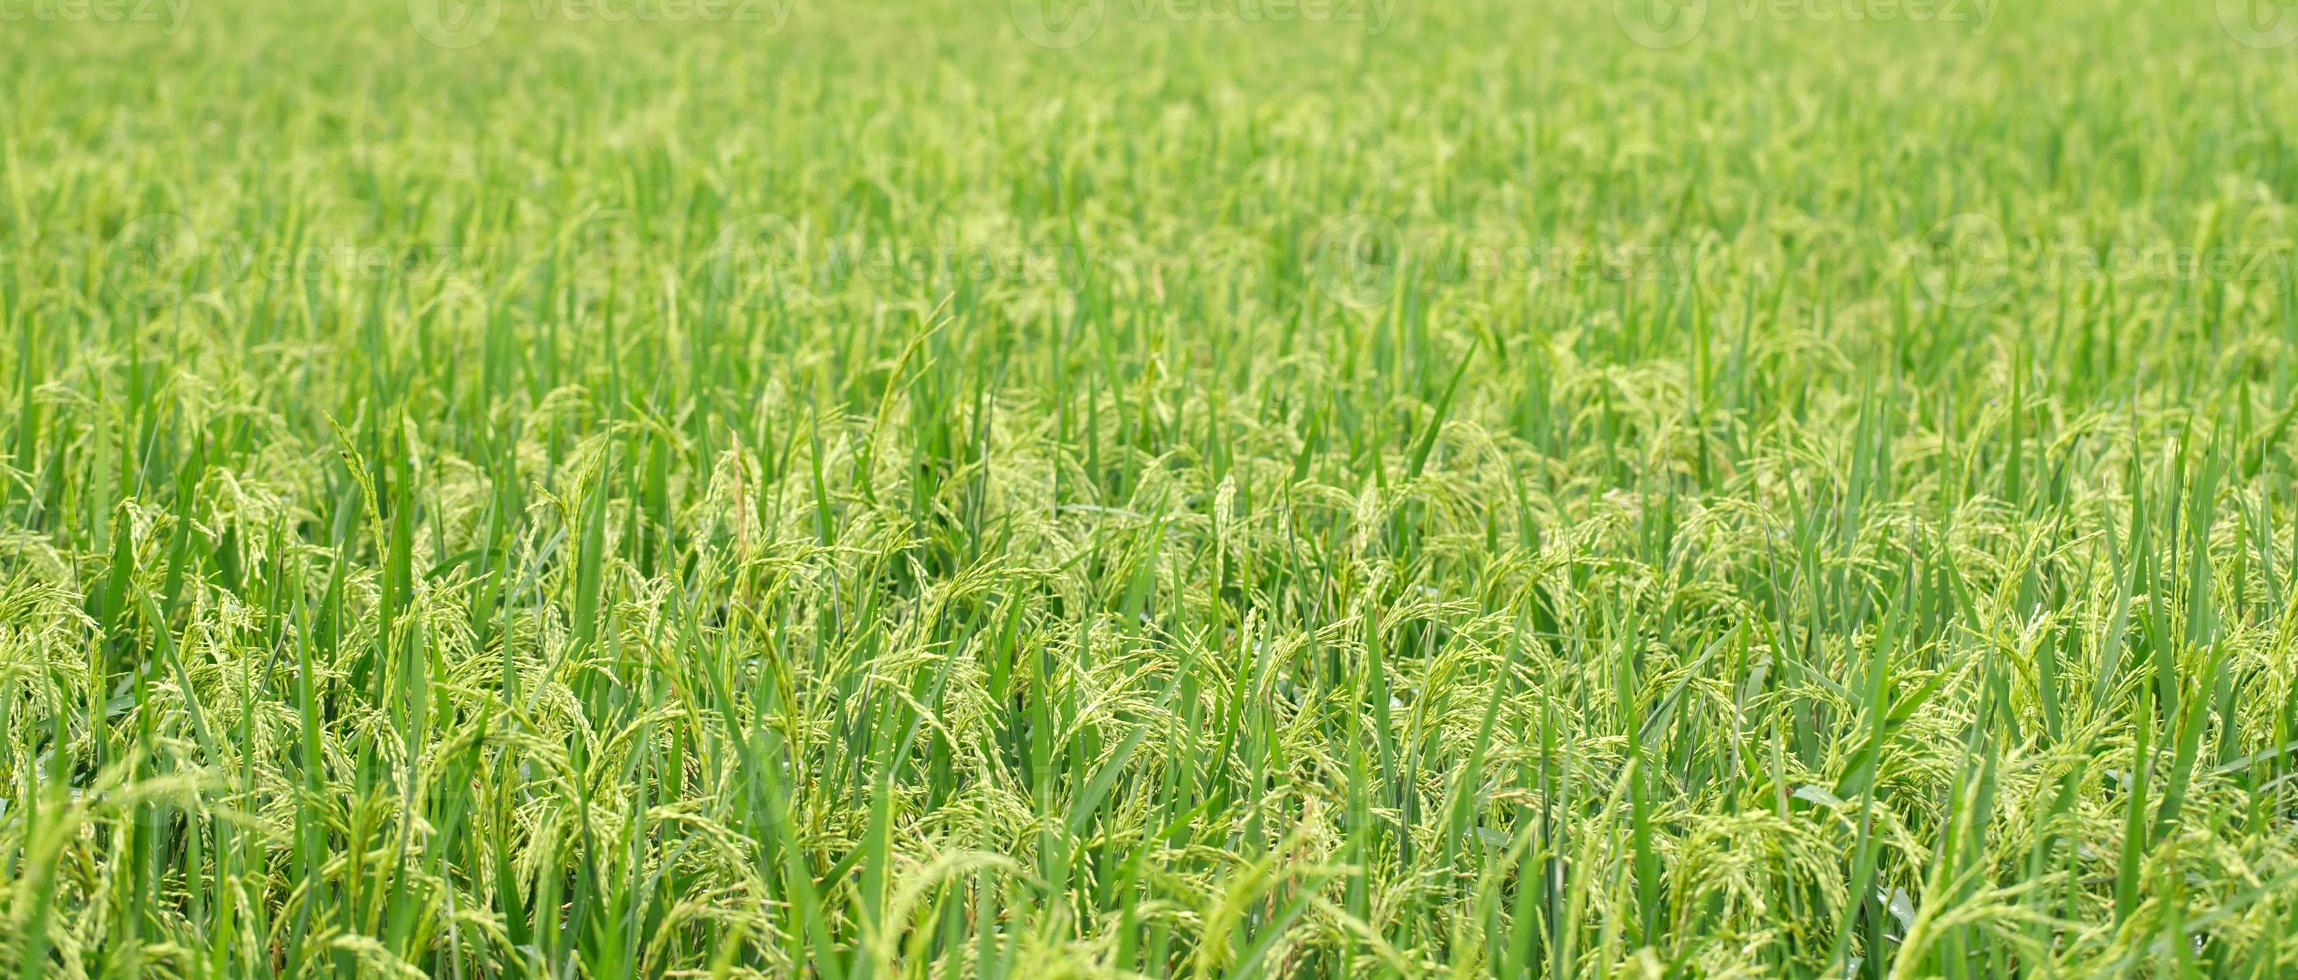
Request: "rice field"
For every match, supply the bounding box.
[4,0,2298,975]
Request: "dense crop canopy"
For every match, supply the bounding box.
[2,0,2297,976]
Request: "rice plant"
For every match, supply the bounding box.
[2,0,2296,975]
